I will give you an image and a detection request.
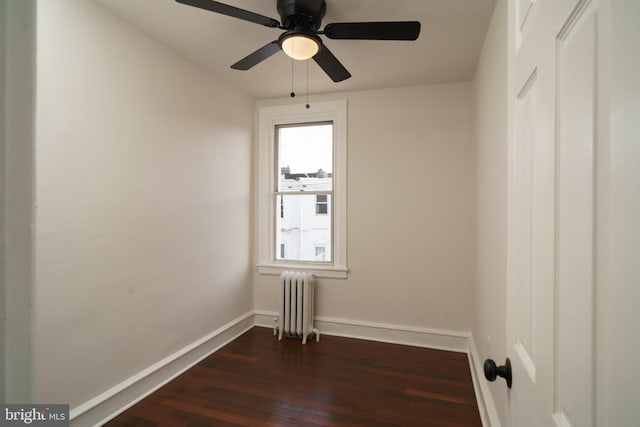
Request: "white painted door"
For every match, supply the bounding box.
[507,0,603,425]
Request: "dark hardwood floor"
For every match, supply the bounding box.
[105,327,482,427]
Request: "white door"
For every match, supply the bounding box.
[506,0,603,425]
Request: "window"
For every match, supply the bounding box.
[257,101,348,278]
[275,122,333,263]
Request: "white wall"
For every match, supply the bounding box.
[471,0,508,424]
[1,0,36,403]
[33,0,253,409]
[254,83,475,333]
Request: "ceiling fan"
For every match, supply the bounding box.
[175,0,421,82]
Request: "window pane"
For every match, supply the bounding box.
[276,194,332,262]
[277,123,333,192]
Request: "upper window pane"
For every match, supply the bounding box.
[277,123,333,192]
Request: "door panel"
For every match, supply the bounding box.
[507,1,640,426]
[514,69,537,383]
[507,0,600,426]
[508,1,558,425]
[555,2,598,426]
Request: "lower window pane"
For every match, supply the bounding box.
[276,194,332,262]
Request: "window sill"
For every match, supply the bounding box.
[257,263,349,279]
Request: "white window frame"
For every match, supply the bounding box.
[256,100,348,279]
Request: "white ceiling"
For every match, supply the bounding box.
[94,0,496,99]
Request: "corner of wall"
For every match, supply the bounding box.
[470,0,509,425]
[467,335,503,427]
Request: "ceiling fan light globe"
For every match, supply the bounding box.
[281,34,320,60]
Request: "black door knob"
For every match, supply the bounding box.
[483,358,512,388]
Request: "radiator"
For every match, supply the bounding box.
[276,271,320,344]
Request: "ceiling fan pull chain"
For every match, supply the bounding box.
[305,60,310,109]
[290,56,296,98]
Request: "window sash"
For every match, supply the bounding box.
[274,121,333,193]
[274,120,334,264]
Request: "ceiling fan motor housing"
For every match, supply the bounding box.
[277,0,326,31]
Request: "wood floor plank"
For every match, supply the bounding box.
[104,327,482,426]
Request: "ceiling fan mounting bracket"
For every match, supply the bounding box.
[277,0,326,32]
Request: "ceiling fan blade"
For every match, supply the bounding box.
[175,0,280,28]
[324,21,421,40]
[313,44,351,82]
[231,41,281,70]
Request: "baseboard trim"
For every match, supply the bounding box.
[76,311,498,427]
[70,311,255,427]
[467,335,502,427]
[254,310,469,353]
